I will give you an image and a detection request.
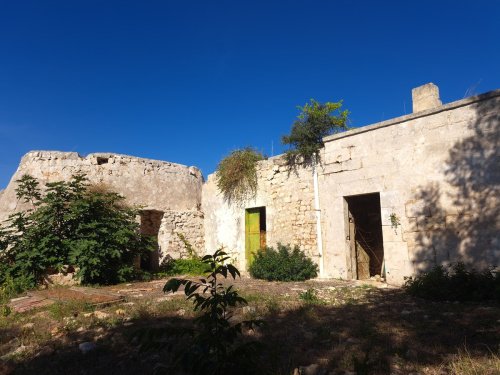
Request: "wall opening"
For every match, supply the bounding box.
[139,210,164,271]
[96,157,109,165]
[245,207,266,267]
[345,193,384,280]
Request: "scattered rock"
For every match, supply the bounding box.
[242,306,256,314]
[93,311,110,320]
[36,346,55,357]
[115,308,126,316]
[299,363,322,375]
[79,342,96,354]
[177,308,186,317]
[22,322,35,330]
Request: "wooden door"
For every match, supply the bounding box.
[245,208,261,267]
[347,207,370,280]
[348,210,357,279]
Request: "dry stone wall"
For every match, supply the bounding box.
[0,151,205,262]
[202,156,318,271]
[158,210,205,260]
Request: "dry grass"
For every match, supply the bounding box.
[0,278,498,374]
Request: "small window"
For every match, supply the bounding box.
[97,157,109,165]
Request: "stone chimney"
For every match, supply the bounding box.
[412,83,442,113]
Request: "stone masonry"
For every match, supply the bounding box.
[202,157,318,271]
[0,84,498,285]
[0,151,205,263]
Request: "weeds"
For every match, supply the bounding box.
[299,288,323,305]
[404,262,500,301]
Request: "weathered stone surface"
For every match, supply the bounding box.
[1,86,498,286]
[202,156,319,271]
[0,151,205,262]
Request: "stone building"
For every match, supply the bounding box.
[0,84,498,284]
[0,152,205,270]
[203,83,499,284]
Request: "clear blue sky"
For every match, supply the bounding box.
[1,1,499,188]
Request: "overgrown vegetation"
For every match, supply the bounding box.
[215,148,264,204]
[0,174,153,289]
[160,233,211,276]
[249,243,318,281]
[161,258,211,276]
[404,262,500,302]
[282,99,348,166]
[144,249,263,374]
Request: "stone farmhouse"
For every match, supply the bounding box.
[0,84,498,285]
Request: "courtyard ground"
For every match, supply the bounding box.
[0,277,498,375]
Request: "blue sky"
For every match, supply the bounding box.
[1,1,499,188]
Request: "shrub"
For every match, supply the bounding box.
[249,243,318,281]
[282,99,348,166]
[161,258,211,276]
[215,148,264,204]
[141,249,263,374]
[404,262,500,302]
[0,174,154,288]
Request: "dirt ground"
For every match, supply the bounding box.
[0,277,499,375]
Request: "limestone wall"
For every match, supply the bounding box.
[0,151,204,261]
[320,90,500,284]
[158,210,205,260]
[202,157,318,270]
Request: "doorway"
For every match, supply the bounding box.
[245,207,266,267]
[139,210,164,271]
[344,193,384,280]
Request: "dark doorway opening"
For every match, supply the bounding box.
[245,207,266,267]
[345,193,384,280]
[139,210,164,271]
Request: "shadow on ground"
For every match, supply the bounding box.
[6,286,499,375]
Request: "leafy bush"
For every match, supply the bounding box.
[282,99,348,166]
[249,243,318,281]
[298,288,323,305]
[215,148,264,204]
[161,258,211,276]
[404,263,500,302]
[0,174,153,288]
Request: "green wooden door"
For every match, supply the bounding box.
[245,208,261,267]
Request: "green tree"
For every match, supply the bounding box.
[0,174,153,287]
[162,249,263,374]
[282,99,349,166]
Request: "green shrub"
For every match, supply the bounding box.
[299,288,323,305]
[0,174,154,287]
[249,243,318,281]
[141,249,263,374]
[282,99,348,166]
[215,148,264,204]
[404,262,500,302]
[161,258,211,276]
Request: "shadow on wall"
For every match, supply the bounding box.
[410,95,499,271]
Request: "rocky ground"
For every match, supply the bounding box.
[0,277,499,375]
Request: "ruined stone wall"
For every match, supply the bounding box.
[202,157,318,270]
[0,151,205,261]
[158,210,205,261]
[320,90,500,284]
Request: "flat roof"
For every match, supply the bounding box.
[323,89,500,143]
